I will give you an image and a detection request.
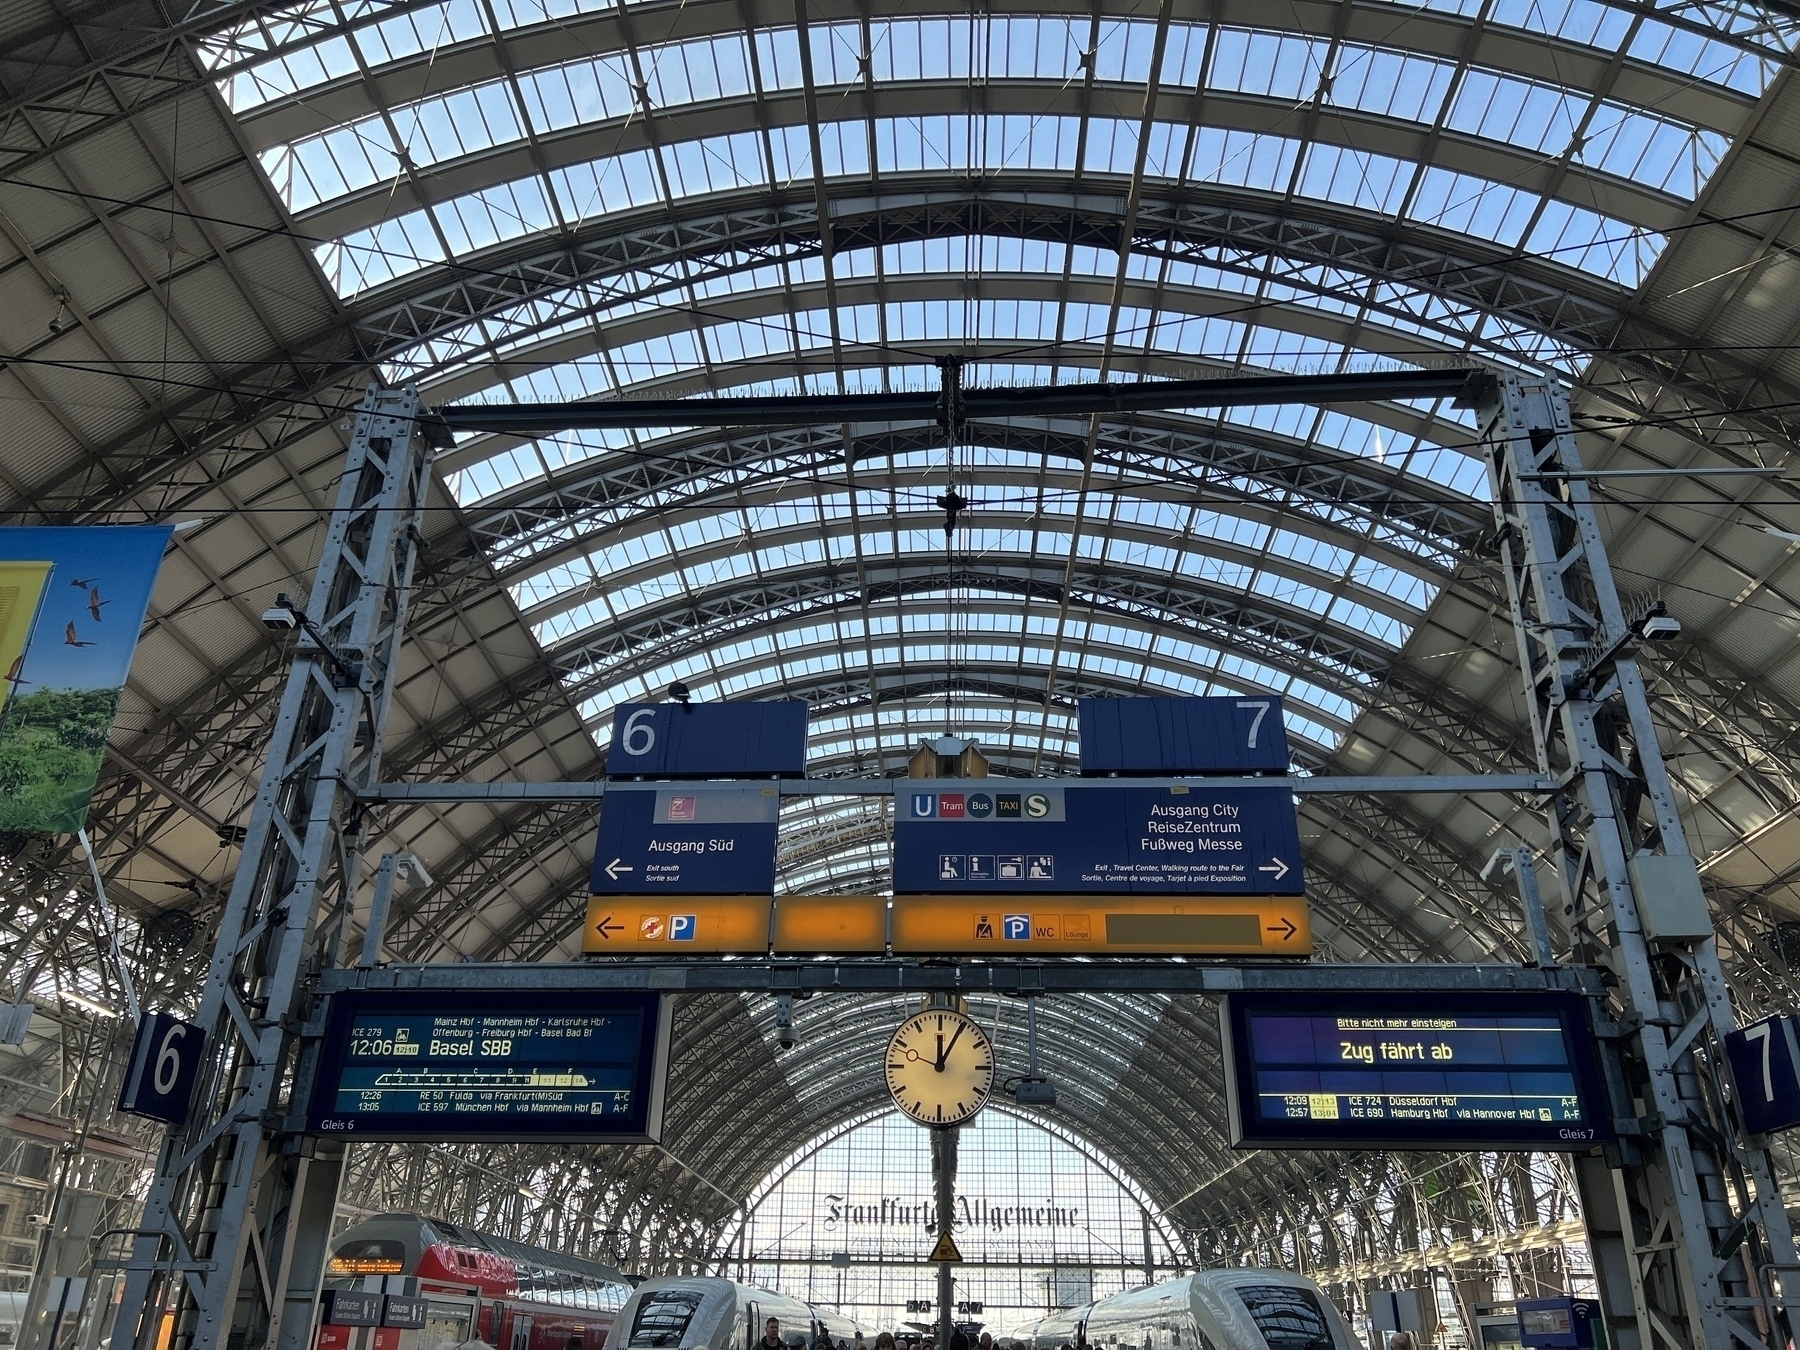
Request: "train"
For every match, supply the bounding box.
[1015,1269,1358,1350]
[320,1214,635,1350]
[612,1279,864,1350]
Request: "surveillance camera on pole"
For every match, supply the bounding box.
[260,600,299,632]
[1635,601,1680,641]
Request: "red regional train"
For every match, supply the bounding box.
[320,1213,636,1350]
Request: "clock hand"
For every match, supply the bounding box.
[937,1021,966,1071]
[934,1033,945,1071]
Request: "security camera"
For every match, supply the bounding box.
[1634,601,1680,642]
[395,853,434,889]
[262,592,301,632]
[774,994,796,1050]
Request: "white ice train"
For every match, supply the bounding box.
[1018,1269,1357,1350]
[613,1278,864,1350]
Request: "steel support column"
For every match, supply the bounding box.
[1479,373,1798,1350]
[109,387,433,1350]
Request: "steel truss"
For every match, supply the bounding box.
[112,371,1800,1350]
[109,388,433,1350]
[1480,373,1798,1349]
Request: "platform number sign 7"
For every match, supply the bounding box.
[118,1010,207,1126]
[1725,1013,1800,1137]
[1236,700,1271,749]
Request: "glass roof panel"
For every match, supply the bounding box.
[320,117,1663,301]
[210,3,1781,119]
[575,632,1354,757]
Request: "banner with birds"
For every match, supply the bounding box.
[0,527,173,833]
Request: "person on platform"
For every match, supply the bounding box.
[759,1318,787,1350]
[949,1333,970,1350]
[874,1334,896,1350]
[1387,1334,1419,1350]
[978,1333,992,1350]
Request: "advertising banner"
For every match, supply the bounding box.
[0,527,173,833]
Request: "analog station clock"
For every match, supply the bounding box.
[885,1007,995,1126]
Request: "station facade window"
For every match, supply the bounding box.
[731,1112,1184,1337]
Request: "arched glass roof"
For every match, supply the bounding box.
[12,0,1800,1295]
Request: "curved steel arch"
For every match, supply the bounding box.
[469,417,1485,584]
[344,180,1800,456]
[414,269,1540,408]
[548,561,1410,712]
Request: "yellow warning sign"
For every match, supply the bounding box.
[927,1230,963,1263]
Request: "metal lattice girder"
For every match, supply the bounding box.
[111,388,433,1350]
[468,417,1487,576]
[1479,372,1799,1349]
[345,183,1800,456]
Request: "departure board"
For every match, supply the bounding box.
[305,990,671,1141]
[1220,991,1610,1150]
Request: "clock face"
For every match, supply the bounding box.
[885,1009,995,1126]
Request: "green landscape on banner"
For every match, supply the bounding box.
[0,527,173,834]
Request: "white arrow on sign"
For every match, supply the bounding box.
[604,858,634,880]
[1258,857,1290,881]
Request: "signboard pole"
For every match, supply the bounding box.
[932,1110,957,1348]
[1480,374,1799,1348]
[110,387,436,1350]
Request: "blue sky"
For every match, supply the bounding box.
[0,527,172,694]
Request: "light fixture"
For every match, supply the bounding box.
[59,990,119,1018]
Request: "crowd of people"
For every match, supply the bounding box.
[756,1319,1017,1350]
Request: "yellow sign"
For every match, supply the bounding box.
[772,895,886,953]
[891,895,1312,956]
[0,561,51,708]
[927,1230,963,1263]
[582,895,771,954]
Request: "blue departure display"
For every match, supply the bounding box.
[306,990,670,1141]
[1221,992,1610,1150]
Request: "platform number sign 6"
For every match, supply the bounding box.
[620,708,658,757]
[1725,1013,1800,1137]
[118,1010,207,1126]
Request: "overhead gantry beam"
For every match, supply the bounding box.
[435,367,1484,435]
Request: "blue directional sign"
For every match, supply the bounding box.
[117,1010,207,1125]
[589,787,780,895]
[1078,696,1291,775]
[1725,1012,1800,1135]
[606,701,807,778]
[892,783,1304,895]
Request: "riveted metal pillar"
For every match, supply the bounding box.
[109,387,434,1350]
[1480,372,1797,1350]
